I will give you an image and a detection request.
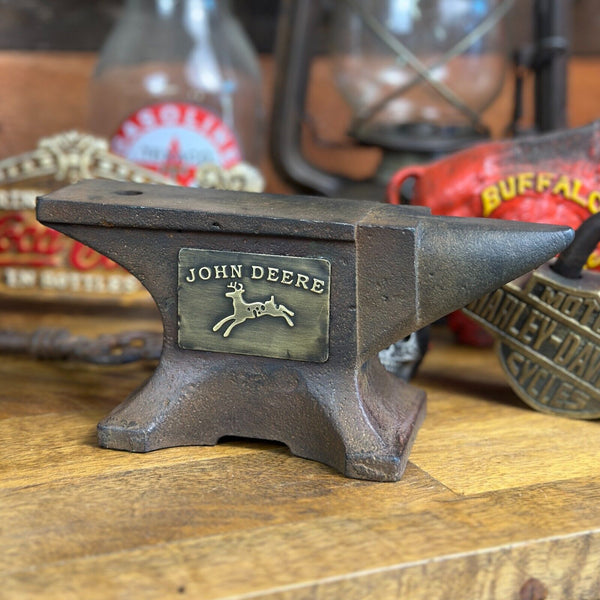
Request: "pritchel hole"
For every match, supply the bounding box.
[115,190,143,196]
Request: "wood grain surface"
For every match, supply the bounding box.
[2,53,600,599]
[1,311,600,599]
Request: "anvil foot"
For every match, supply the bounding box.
[97,353,426,482]
[344,358,426,481]
[345,411,426,482]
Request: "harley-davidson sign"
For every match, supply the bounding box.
[464,264,600,419]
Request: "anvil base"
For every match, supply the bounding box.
[98,349,426,482]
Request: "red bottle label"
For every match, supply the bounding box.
[111,102,242,186]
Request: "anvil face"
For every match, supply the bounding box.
[36,179,573,481]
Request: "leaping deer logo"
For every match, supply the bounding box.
[213,281,295,338]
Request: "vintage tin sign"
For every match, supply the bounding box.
[178,249,330,362]
[0,131,173,305]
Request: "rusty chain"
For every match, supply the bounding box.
[0,328,162,364]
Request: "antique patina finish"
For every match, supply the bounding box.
[464,214,600,419]
[37,179,572,480]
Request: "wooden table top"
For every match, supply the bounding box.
[1,305,600,599]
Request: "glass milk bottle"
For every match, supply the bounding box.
[89,0,264,187]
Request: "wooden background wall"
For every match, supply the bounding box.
[0,0,599,54]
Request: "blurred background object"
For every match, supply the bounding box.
[0,0,598,193]
[3,0,599,55]
[271,0,575,200]
[89,0,264,186]
[330,0,510,162]
[271,0,510,198]
[0,131,172,307]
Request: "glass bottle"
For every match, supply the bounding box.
[89,0,263,186]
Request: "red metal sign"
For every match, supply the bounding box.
[388,123,600,268]
[387,123,600,344]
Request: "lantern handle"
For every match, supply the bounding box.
[269,0,352,197]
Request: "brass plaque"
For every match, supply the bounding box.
[178,249,330,362]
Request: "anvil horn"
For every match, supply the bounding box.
[415,217,574,329]
[355,210,573,360]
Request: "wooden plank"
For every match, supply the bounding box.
[0,305,161,418]
[0,52,95,158]
[2,329,600,599]
[3,475,600,599]
[411,336,600,495]
[0,412,271,490]
[0,457,452,574]
[265,533,600,600]
[0,358,143,419]
[2,331,600,597]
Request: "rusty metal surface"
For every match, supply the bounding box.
[37,179,573,480]
[0,327,161,364]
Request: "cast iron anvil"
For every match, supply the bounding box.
[37,179,573,481]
